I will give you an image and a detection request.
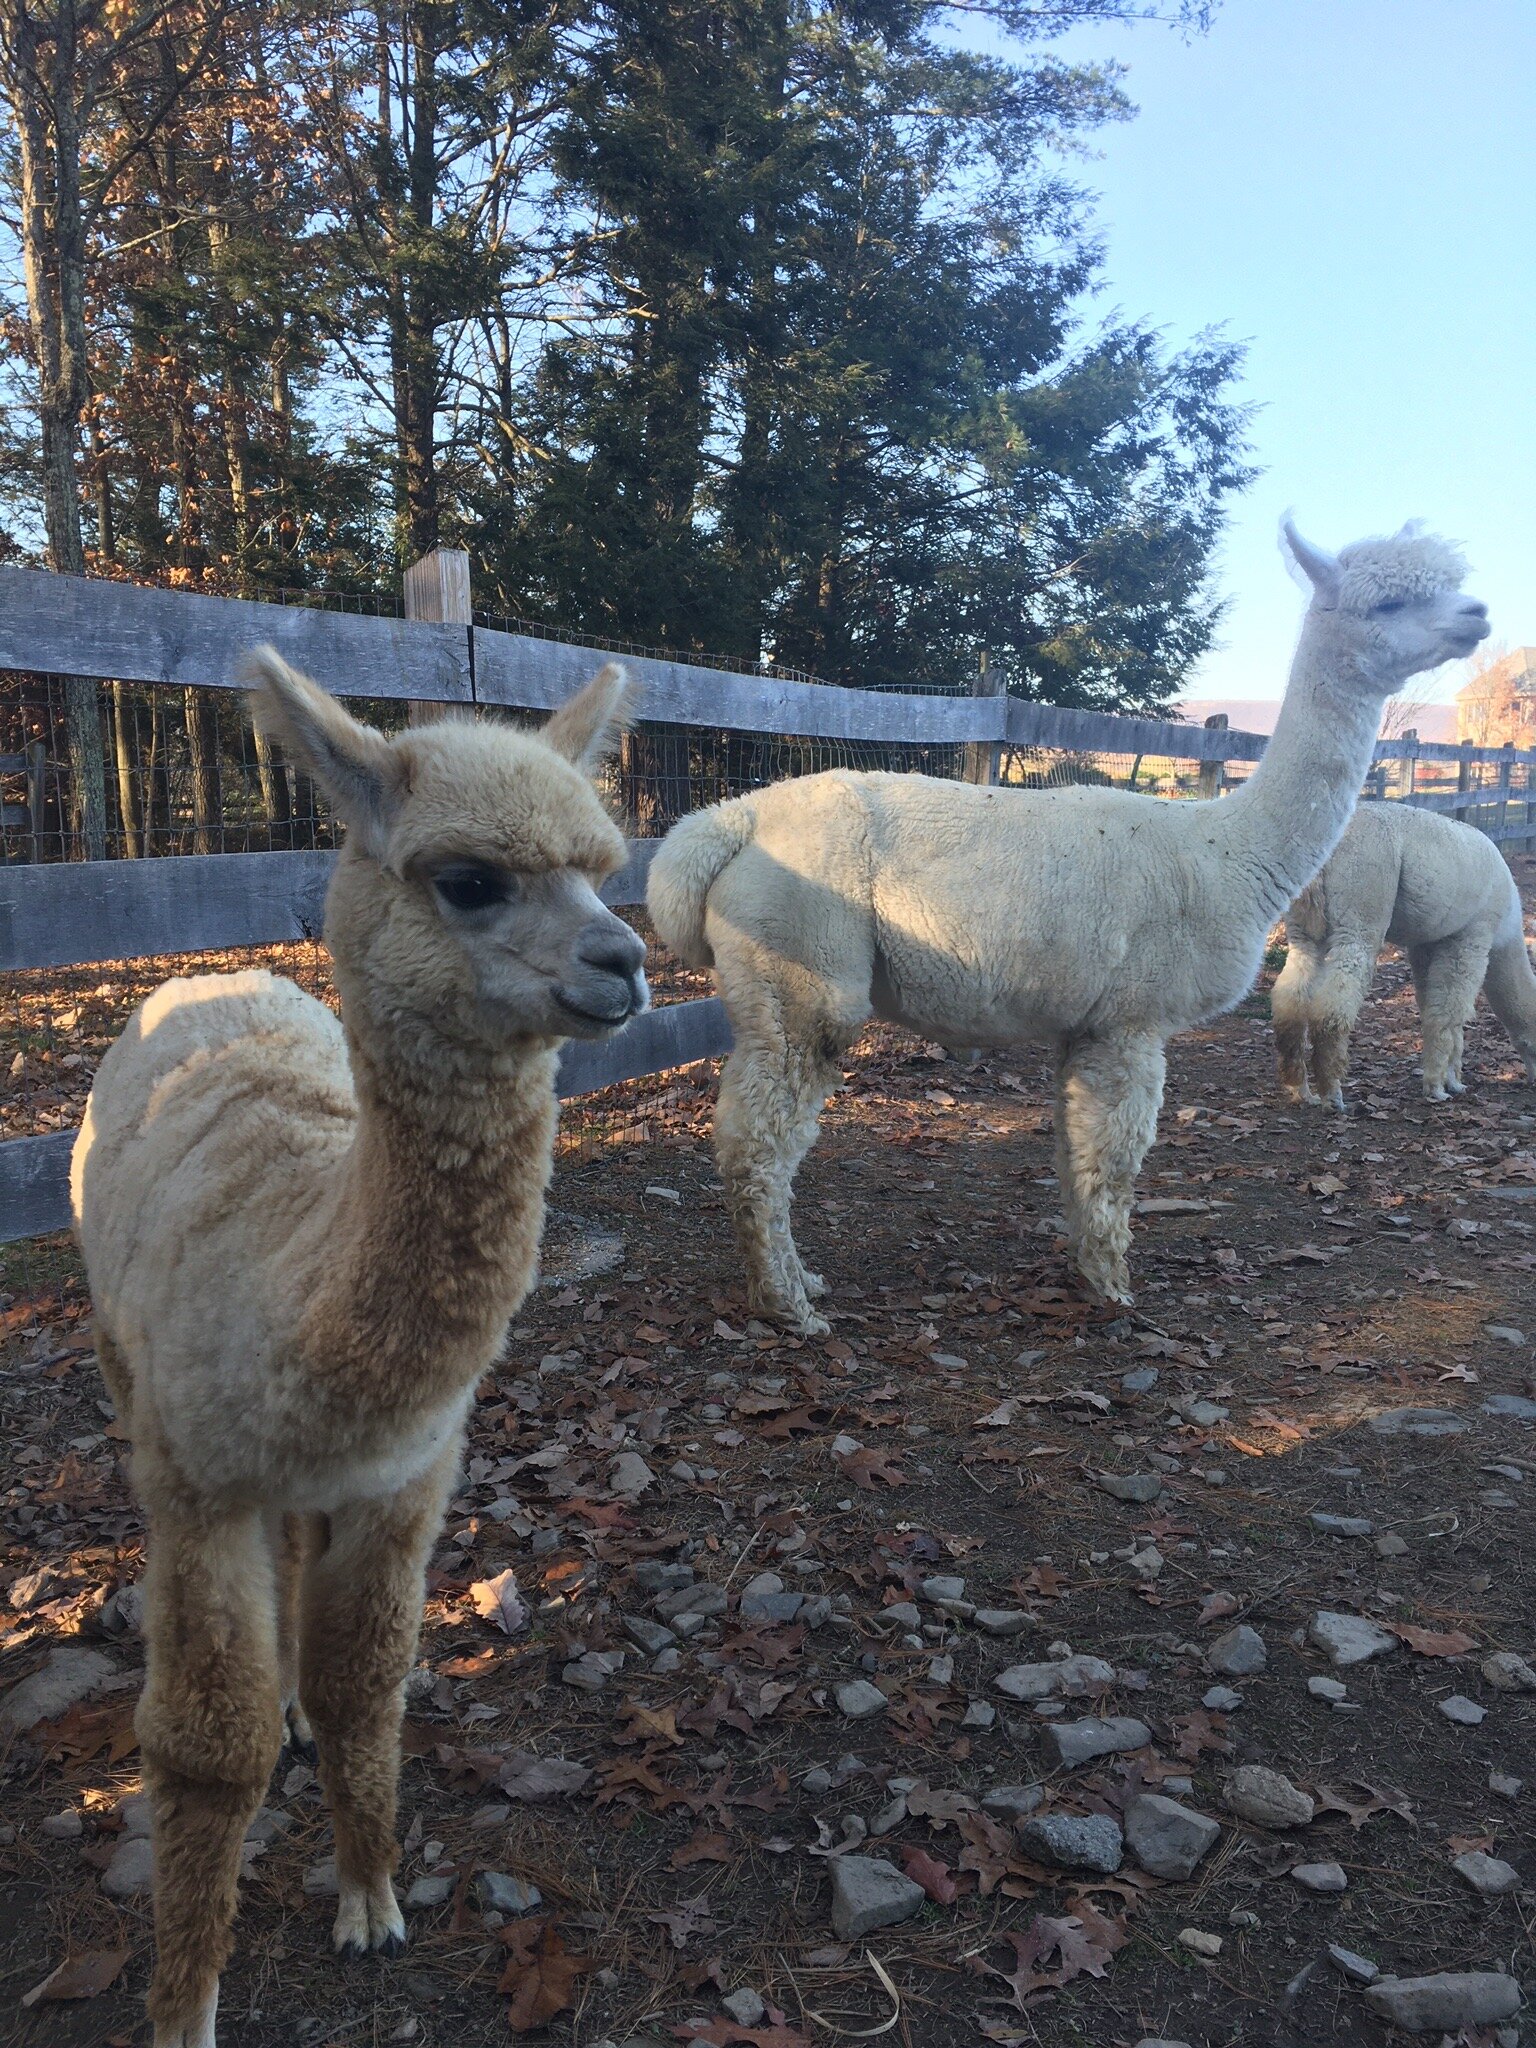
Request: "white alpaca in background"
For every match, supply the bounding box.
[648,523,1489,1330]
[1272,801,1536,1106]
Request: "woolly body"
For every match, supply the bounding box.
[1272,801,1536,1105]
[650,524,1490,1327]
[72,656,644,2048]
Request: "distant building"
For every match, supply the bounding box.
[1456,648,1536,747]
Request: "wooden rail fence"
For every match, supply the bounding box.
[3,563,1534,1244]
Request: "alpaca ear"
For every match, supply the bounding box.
[541,661,633,771]
[1282,520,1343,607]
[243,645,401,857]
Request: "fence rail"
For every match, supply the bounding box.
[3,565,1533,1246]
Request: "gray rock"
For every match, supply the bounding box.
[836,1679,889,1720]
[1368,1407,1467,1438]
[406,1874,454,1910]
[1133,2040,1194,2048]
[634,1560,693,1596]
[802,1768,832,1796]
[801,1596,832,1630]
[1096,1470,1163,1503]
[1223,1766,1314,1829]
[562,1650,624,1691]
[1124,1794,1220,1880]
[101,1834,155,1898]
[1017,1812,1123,1875]
[963,1700,997,1729]
[621,1614,677,1656]
[972,1608,1031,1636]
[1309,1512,1374,1538]
[0,1647,115,1734]
[1328,1944,1379,1985]
[1482,1651,1536,1692]
[1308,1676,1348,1702]
[919,1575,966,1604]
[1453,1851,1520,1896]
[478,1872,542,1914]
[1482,1394,1536,1420]
[882,1602,921,1630]
[1041,1715,1152,1769]
[982,1784,1043,1822]
[995,1654,1114,1703]
[829,1856,926,1940]
[1439,1694,1486,1726]
[1121,1367,1160,1394]
[40,1808,83,1840]
[1291,1861,1347,1892]
[1203,1685,1244,1712]
[1375,1533,1409,1558]
[1178,1928,1222,1958]
[742,1590,805,1626]
[304,1856,339,1897]
[608,1452,655,1497]
[1485,1324,1526,1345]
[1308,1611,1398,1668]
[655,1582,727,1621]
[1364,1972,1522,2033]
[1489,1770,1524,1799]
[1207,1624,1267,1677]
[722,1991,766,2028]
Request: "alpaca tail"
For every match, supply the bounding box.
[646,797,758,968]
[1482,887,1536,1076]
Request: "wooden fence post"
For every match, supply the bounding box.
[404,549,472,723]
[1196,712,1228,800]
[963,650,1004,786]
[1496,743,1514,842]
[1397,728,1419,802]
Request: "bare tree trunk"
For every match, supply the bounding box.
[111,682,140,856]
[184,688,221,855]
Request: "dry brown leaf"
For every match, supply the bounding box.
[21,1949,129,2007]
[497,1919,590,2032]
[1387,1622,1478,1658]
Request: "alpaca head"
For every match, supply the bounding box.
[245,650,648,1050]
[1283,521,1490,696]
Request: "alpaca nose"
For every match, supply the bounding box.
[1460,599,1489,619]
[578,919,647,980]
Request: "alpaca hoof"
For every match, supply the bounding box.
[333,1879,406,1957]
[1445,1074,1466,1095]
[153,1984,218,2048]
[746,1288,830,1337]
[1423,1085,1449,1104]
[800,1269,829,1300]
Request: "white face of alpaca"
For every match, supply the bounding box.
[423,859,649,1039]
[1285,522,1491,695]
[245,652,650,1046]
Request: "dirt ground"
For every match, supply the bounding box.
[3,874,1535,2048]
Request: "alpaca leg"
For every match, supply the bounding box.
[267,1511,316,1761]
[715,1032,845,1334]
[1270,939,1319,1104]
[1302,942,1374,1111]
[1054,1032,1166,1305]
[137,1505,282,2047]
[301,1449,456,1959]
[1419,932,1494,1101]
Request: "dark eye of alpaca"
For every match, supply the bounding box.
[1374,598,1406,615]
[433,863,510,913]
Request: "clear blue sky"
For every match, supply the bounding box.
[982,0,1536,705]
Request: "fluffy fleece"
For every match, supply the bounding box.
[649,523,1490,1330]
[1273,799,1536,1106]
[72,653,644,2048]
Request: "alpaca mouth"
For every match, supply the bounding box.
[554,987,640,1030]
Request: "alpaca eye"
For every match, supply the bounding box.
[434,864,509,912]
[1374,598,1406,614]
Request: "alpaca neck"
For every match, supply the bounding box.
[1209,615,1388,928]
[307,1016,559,1413]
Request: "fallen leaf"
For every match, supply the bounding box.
[497,1919,590,2031]
[671,1829,732,1870]
[468,1567,529,1636]
[1197,1590,1240,1628]
[1387,1622,1477,1658]
[836,1445,906,1490]
[901,1844,959,1903]
[498,1751,593,1802]
[22,1950,129,2007]
[1313,1781,1417,1830]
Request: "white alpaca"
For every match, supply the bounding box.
[1272,800,1536,1106]
[648,524,1489,1329]
[71,653,644,2047]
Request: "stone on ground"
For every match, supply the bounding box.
[835,1679,888,1720]
[1367,1407,1467,1437]
[1124,1794,1220,1880]
[994,1654,1114,1702]
[1363,1972,1522,2033]
[1453,1851,1520,1897]
[722,1990,766,2028]
[1223,1766,1314,1828]
[1307,1675,1348,1702]
[0,1648,115,1734]
[1206,1624,1267,1677]
[101,1834,155,1898]
[982,1784,1043,1822]
[1482,1650,1536,1692]
[478,1872,542,1914]
[1439,1694,1486,1726]
[1327,1945,1379,1985]
[1096,1469,1163,1503]
[1017,1812,1123,1874]
[1041,1715,1152,1769]
[829,1857,926,1940]
[1291,1861,1347,1892]
[1309,1512,1373,1537]
[1177,1929,1222,1958]
[406,1874,453,1909]
[1308,1611,1398,1667]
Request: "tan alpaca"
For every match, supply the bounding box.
[1272,800,1536,1107]
[71,652,645,2048]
